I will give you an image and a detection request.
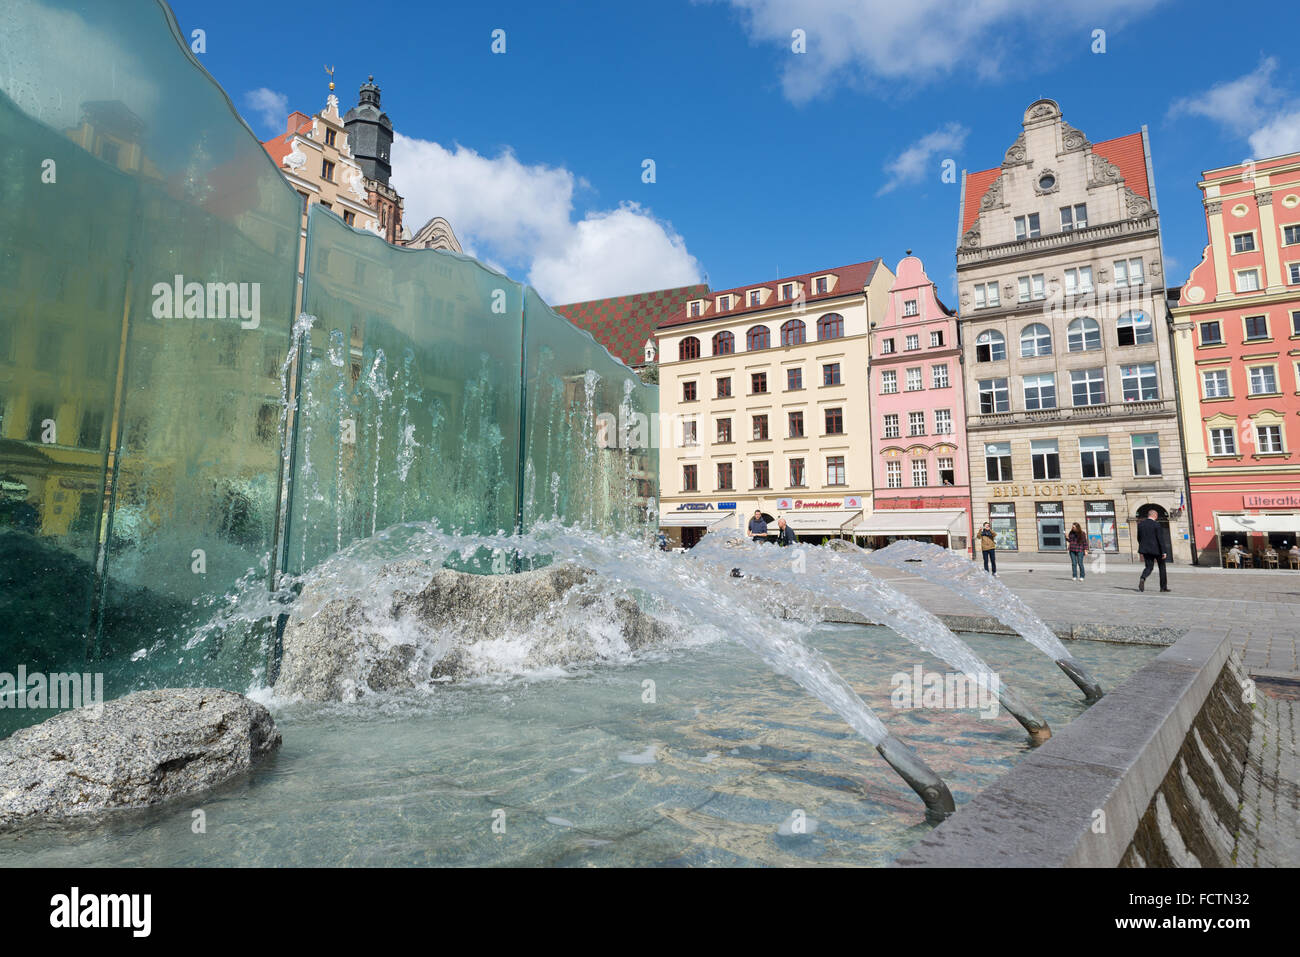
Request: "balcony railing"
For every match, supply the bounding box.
[969,398,1174,429]
[958,217,1158,266]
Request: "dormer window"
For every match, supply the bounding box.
[717,295,730,311]
[781,283,794,300]
[815,276,828,294]
[689,300,701,318]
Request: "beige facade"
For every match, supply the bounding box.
[957,100,1190,559]
[655,261,893,542]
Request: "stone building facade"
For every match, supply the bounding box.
[956,100,1190,559]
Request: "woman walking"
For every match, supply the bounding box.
[1067,522,1089,581]
[978,522,998,576]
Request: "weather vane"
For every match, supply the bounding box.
[325,64,335,92]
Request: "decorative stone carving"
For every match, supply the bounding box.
[1088,152,1124,187]
[1002,133,1028,167]
[1060,123,1089,152]
[1123,186,1152,218]
[960,224,981,249]
[979,175,1004,211]
[1257,191,1273,206]
[1206,200,1223,215]
[348,166,367,200]
[286,141,306,172]
[1024,99,1060,124]
[1034,168,1060,196]
[1151,260,1162,276]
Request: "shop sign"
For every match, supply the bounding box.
[1244,493,1300,508]
[992,482,1105,498]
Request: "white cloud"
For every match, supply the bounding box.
[1169,58,1300,159]
[244,88,289,133]
[877,123,967,196]
[713,0,1165,103]
[392,134,703,304]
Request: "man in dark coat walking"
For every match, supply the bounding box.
[1137,509,1170,593]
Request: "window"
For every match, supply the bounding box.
[682,419,698,446]
[790,458,806,486]
[1114,258,1144,287]
[1067,317,1102,352]
[905,334,920,351]
[78,409,105,449]
[930,331,944,347]
[324,128,336,147]
[979,378,1009,413]
[780,319,806,346]
[787,367,803,391]
[817,314,844,340]
[903,299,919,317]
[749,290,762,307]
[1257,425,1284,453]
[752,414,769,440]
[1079,435,1111,478]
[1209,427,1236,456]
[1018,274,1046,302]
[1023,373,1057,410]
[985,442,1013,481]
[717,376,732,398]
[826,456,846,485]
[1121,363,1160,402]
[782,283,794,299]
[1031,439,1061,480]
[973,282,1000,308]
[297,190,309,214]
[932,364,950,388]
[679,336,701,361]
[753,460,770,489]
[881,337,896,354]
[712,331,734,355]
[1200,320,1222,345]
[883,414,900,438]
[689,301,701,318]
[1015,213,1041,239]
[825,408,844,434]
[682,381,697,401]
[788,411,804,438]
[912,459,929,487]
[1289,263,1300,285]
[1244,315,1269,341]
[1232,232,1256,253]
[1236,269,1261,292]
[747,326,770,350]
[343,210,355,226]
[1285,225,1300,246]
[908,411,925,436]
[321,159,335,182]
[1131,433,1162,476]
[886,461,902,488]
[1020,323,1052,357]
[1202,369,1230,398]
[717,295,730,311]
[905,367,923,391]
[752,372,768,394]
[1060,204,1087,231]
[990,504,1018,550]
[823,362,841,386]
[975,330,1006,362]
[881,370,898,394]
[717,418,732,443]
[933,458,954,486]
[1071,367,1106,406]
[1064,267,1093,294]
[1036,502,1066,551]
[717,462,733,490]
[1249,365,1277,394]
[815,277,828,294]
[1293,311,1300,336]
[935,409,953,434]
[683,464,698,491]
[1116,311,1154,346]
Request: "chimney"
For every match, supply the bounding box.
[286,111,311,135]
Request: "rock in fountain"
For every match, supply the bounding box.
[0,689,281,830]
[276,562,674,701]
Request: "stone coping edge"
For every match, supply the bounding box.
[819,608,1182,646]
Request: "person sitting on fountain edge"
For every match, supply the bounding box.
[775,517,796,546]
[747,509,769,542]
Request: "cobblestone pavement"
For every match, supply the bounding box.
[867,558,1300,678]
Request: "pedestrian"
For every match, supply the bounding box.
[1136,509,1170,593]
[747,509,769,542]
[775,517,796,546]
[978,522,997,576]
[1067,522,1088,581]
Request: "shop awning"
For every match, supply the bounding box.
[854,509,968,537]
[784,509,863,535]
[1217,513,1300,534]
[660,511,734,528]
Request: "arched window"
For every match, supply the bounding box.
[1117,311,1153,346]
[679,336,700,361]
[975,329,1006,362]
[1020,323,1052,358]
[1067,317,1101,352]
[712,331,734,356]
[746,325,770,351]
[780,319,806,346]
[817,313,844,340]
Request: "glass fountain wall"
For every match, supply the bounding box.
[0,0,658,719]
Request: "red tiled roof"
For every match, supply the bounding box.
[553,283,711,367]
[960,130,1149,237]
[261,115,313,167]
[656,259,882,330]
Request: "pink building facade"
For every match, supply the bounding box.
[865,256,974,551]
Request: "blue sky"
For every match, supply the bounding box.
[170,0,1300,305]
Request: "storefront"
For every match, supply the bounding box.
[1190,489,1300,566]
[1084,499,1119,552]
[659,503,736,548]
[1035,501,1065,551]
[1214,510,1300,568]
[775,496,863,543]
[854,509,969,551]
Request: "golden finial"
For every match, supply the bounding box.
[325,64,335,91]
